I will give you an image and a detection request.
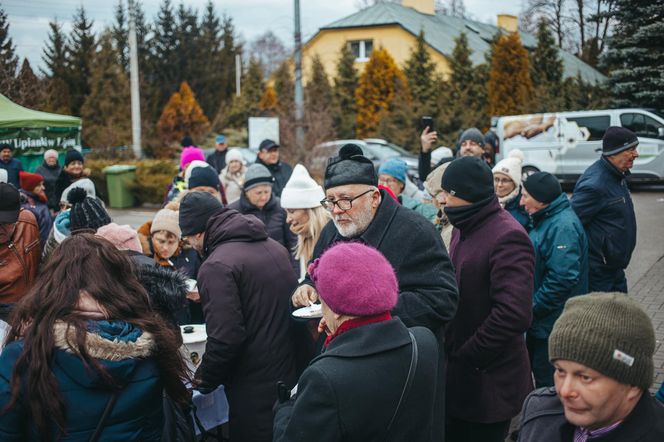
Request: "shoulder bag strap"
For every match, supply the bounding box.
[89,390,119,442]
[383,330,419,439]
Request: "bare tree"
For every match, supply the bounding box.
[435,0,467,17]
[521,0,569,48]
[249,31,290,79]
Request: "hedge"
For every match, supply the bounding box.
[86,159,178,206]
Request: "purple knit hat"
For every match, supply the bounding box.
[308,242,398,316]
[180,147,205,170]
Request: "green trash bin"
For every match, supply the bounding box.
[103,165,137,208]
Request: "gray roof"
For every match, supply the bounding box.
[320,3,606,84]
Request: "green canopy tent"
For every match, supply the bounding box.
[0,93,82,172]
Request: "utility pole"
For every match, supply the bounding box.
[128,0,142,158]
[293,0,305,159]
[235,54,241,97]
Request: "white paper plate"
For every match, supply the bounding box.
[186,279,198,292]
[292,304,323,319]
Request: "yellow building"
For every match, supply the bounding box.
[303,0,605,84]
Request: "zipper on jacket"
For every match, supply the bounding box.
[8,241,29,286]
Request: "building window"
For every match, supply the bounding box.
[349,39,373,61]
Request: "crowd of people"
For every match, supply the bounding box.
[0,125,662,442]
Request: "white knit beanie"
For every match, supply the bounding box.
[492,149,524,187]
[151,208,182,238]
[226,148,244,164]
[281,164,325,209]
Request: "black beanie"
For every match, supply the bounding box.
[523,172,562,204]
[458,128,485,148]
[603,126,638,156]
[179,191,223,236]
[64,149,84,166]
[67,187,111,232]
[440,156,494,203]
[188,166,220,189]
[324,144,378,190]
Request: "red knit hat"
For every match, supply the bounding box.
[19,171,44,192]
[308,242,398,316]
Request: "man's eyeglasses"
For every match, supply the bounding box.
[320,189,374,212]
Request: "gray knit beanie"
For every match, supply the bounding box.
[549,292,655,389]
[458,128,485,147]
[244,164,274,191]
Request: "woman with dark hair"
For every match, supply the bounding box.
[0,234,190,441]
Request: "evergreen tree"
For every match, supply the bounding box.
[196,1,223,118]
[14,59,44,109]
[156,81,210,154]
[112,0,149,72]
[146,0,180,120]
[437,32,488,146]
[488,32,534,118]
[112,1,129,70]
[603,0,664,110]
[404,30,438,118]
[42,20,68,78]
[355,47,408,138]
[0,6,18,99]
[218,14,241,103]
[81,33,132,153]
[332,44,358,138]
[304,55,336,151]
[273,60,294,117]
[306,55,333,111]
[258,84,278,113]
[66,7,96,115]
[225,57,264,128]
[175,3,200,89]
[530,18,564,112]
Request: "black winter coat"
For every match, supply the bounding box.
[228,192,297,275]
[274,319,439,442]
[196,208,297,441]
[301,189,459,440]
[518,387,664,441]
[571,156,636,292]
[256,158,293,197]
[206,149,227,173]
[35,162,62,211]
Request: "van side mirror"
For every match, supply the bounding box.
[658,127,664,139]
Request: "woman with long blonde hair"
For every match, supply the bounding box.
[280,164,330,281]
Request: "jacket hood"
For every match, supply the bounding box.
[136,263,187,326]
[53,320,155,388]
[204,207,268,256]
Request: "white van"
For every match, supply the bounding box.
[494,109,664,182]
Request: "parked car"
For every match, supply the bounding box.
[494,108,664,183]
[309,139,418,181]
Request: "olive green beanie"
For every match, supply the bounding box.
[549,292,655,390]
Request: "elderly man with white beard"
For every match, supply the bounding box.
[291,143,458,442]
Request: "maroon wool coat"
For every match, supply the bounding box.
[445,197,535,423]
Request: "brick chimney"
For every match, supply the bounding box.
[402,0,435,15]
[497,14,518,33]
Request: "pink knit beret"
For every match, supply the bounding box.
[308,242,398,316]
[96,223,142,253]
[180,147,205,170]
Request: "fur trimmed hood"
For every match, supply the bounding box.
[54,321,154,361]
[136,263,188,327]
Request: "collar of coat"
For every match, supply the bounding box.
[600,155,631,180]
[315,318,411,360]
[531,193,570,226]
[53,320,155,361]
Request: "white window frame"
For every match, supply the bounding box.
[349,39,373,62]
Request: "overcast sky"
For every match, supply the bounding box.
[4,0,523,73]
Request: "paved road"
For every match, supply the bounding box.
[109,190,664,391]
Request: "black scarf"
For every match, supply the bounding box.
[443,195,494,227]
